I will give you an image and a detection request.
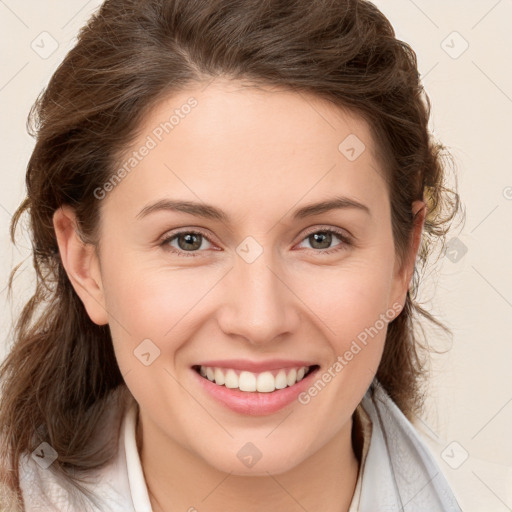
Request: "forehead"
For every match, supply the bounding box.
[106,79,388,221]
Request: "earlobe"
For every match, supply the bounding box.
[407,200,427,287]
[53,206,109,326]
[390,200,427,313]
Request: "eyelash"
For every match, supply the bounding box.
[159,226,353,258]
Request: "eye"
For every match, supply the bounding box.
[160,226,352,258]
[160,230,215,257]
[296,227,352,255]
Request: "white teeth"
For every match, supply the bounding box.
[224,369,238,389]
[197,365,312,392]
[214,367,225,386]
[274,370,288,390]
[239,371,257,392]
[286,368,297,386]
[256,371,275,392]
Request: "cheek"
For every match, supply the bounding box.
[291,256,396,392]
[100,253,217,368]
[296,257,394,335]
[120,261,392,341]
[100,243,210,329]
[106,271,199,331]
[101,238,396,369]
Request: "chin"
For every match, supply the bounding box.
[198,443,307,477]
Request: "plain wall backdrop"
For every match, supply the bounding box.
[1,1,511,510]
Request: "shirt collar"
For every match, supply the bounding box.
[123,398,152,512]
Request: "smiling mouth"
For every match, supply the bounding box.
[192,364,320,393]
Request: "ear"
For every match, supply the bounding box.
[389,199,427,314]
[53,206,109,325]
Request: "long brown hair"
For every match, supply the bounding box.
[0,0,462,509]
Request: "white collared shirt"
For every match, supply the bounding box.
[19,381,462,511]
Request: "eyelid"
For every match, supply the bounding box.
[297,225,353,244]
[293,225,353,255]
[158,227,216,252]
[159,224,353,257]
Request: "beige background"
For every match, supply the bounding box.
[1,1,511,510]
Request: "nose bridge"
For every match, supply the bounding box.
[217,244,298,345]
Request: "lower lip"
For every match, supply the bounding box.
[191,366,320,416]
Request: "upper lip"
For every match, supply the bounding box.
[193,359,318,373]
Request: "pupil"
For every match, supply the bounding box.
[311,232,331,249]
[178,233,201,251]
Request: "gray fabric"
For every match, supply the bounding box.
[359,380,462,511]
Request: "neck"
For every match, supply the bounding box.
[138,412,360,512]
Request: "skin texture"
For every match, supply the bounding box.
[53,79,425,512]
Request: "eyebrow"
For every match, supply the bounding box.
[136,195,371,222]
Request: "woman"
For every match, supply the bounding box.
[0,0,463,510]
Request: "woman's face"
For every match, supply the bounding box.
[61,79,421,475]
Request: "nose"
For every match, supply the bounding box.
[216,250,300,347]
